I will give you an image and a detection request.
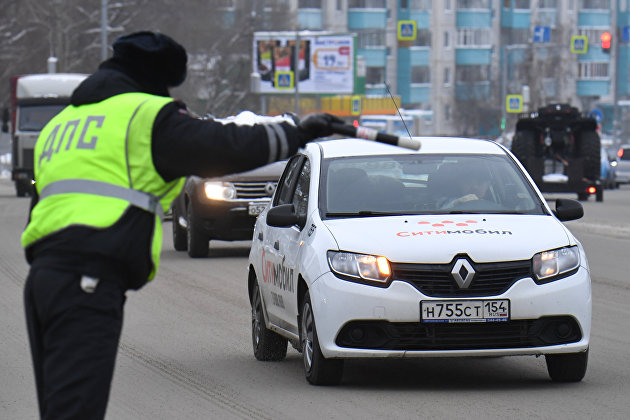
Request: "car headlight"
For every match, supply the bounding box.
[203,181,236,200]
[327,251,391,287]
[532,246,580,284]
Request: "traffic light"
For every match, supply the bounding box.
[601,31,612,53]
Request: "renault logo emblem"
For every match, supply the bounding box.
[264,182,276,196]
[451,259,475,289]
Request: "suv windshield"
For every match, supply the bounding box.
[321,154,546,217]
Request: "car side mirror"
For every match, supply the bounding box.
[266,204,306,228]
[553,198,583,221]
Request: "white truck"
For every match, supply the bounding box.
[2,73,87,196]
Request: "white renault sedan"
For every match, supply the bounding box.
[247,137,591,385]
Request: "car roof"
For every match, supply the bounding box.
[310,137,506,159]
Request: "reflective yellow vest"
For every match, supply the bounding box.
[22,92,185,280]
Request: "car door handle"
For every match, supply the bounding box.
[258,232,263,241]
[274,240,280,250]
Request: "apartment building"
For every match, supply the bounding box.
[232,0,629,137]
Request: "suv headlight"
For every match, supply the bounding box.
[204,181,236,200]
[532,245,580,284]
[327,251,391,287]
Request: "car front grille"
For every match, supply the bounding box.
[335,317,582,351]
[233,182,277,199]
[391,259,532,297]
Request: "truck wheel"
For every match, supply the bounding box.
[546,349,588,382]
[251,283,288,361]
[186,204,209,258]
[577,131,600,181]
[172,204,188,251]
[511,130,538,172]
[300,291,344,385]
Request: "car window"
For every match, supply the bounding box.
[274,155,304,206]
[292,158,310,218]
[320,154,545,217]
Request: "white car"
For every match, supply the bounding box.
[247,137,591,385]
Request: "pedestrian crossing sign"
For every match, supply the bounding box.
[506,95,523,113]
[398,21,417,41]
[275,71,294,89]
[570,35,588,54]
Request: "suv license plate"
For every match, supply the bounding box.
[420,299,509,323]
[248,202,268,216]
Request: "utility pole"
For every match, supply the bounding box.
[101,0,108,61]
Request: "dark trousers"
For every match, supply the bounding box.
[24,267,126,420]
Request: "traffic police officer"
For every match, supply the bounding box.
[22,31,340,420]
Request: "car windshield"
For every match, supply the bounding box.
[320,154,546,217]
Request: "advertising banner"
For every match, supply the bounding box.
[254,32,354,94]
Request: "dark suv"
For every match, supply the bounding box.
[171,160,286,257]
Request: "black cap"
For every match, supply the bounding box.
[111,31,187,95]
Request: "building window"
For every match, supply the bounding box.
[298,0,322,7]
[348,0,386,7]
[366,66,385,85]
[455,65,490,82]
[410,0,432,9]
[456,28,491,47]
[357,30,386,48]
[514,0,530,8]
[444,31,450,48]
[456,0,490,8]
[578,62,609,78]
[411,66,431,83]
[444,67,451,85]
[217,0,234,8]
[580,0,610,8]
[444,104,451,121]
[413,29,432,47]
[446,0,452,10]
[538,0,557,7]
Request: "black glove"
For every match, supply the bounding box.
[297,113,344,143]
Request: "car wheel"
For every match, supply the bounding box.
[186,204,209,258]
[172,204,188,251]
[251,283,287,361]
[300,291,343,385]
[545,349,588,382]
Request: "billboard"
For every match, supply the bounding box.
[254,32,354,94]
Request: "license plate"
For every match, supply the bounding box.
[420,299,509,323]
[248,202,268,216]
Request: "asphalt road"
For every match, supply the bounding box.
[1,178,629,419]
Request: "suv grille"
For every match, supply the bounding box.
[392,259,532,297]
[233,182,277,199]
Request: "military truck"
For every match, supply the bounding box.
[510,103,602,201]
[2,73,87,196]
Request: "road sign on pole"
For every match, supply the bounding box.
[397,21,417,41]
[506,95,523,113]
[275,71,294,89]
[570,35,588,54]
[533,26,550,43]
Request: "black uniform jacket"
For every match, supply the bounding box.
[26,67,304,290]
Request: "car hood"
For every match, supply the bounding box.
[323,214,573,263]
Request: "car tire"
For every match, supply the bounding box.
[251,283,287,361]
[300,291,344,385]
[577,131,600,181]
[545,349,588,382]
[186,204,209,258]
[511,130,538,172]
[172,204,188,251]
